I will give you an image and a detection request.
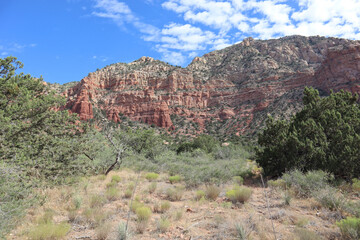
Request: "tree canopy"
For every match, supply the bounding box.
[256,87,360,179]
[0,56,88,181]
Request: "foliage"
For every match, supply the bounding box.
[352,179,360,193]
[148,182,157,194]
[282,170,333,198]
[136,206,152,222]
[233,176,244,185]
[169,175,181,184]
[226,186,252,203]
[27,222,71,240]
[111,175,121,183]
[0,57,89,180]
[177,134,219,154]
[166,186,184,201]
[145,172,159,181]
[195,190,205,201]
[0,57,88,237]
[205,185,221,201]
[157,216,170,233]
[336,217,360,240]
[257,87,360,179]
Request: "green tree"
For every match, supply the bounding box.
[0,56,88,180]
[256,87,360,179]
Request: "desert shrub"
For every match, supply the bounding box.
[312,186,346,211]
[27,222,71,240]
[174,210,183,221]
[267,179,286,189]
[283,191,292,206]
[257,87,360,179]
[117,222,130,240]
[294,227,321,240]
[233,176,244,185]
[148,182,157,194]
[136,207,152,222]
[157,216,170,233]
[111,175,121,183]
[160,201,171,213]
[195,190,205,201]
[106,187,120,201]
[90,194,107,208]
[130,200,144,213]
[106,181,117,189]
[169,175,181,184]
[37,209,55,224]
[166,187,184,201]
[352,179,360,193]
[226,186,252,203]
[282,170,332,198]
[124,189,133,199]
[205,185,221,201]
[72,195,82,209]
[95,222,111,240]
[235,222,250,240]
[145,172,159,181]
[127,182,135,191]
[336,217,360,240]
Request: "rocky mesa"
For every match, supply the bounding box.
[64,35,360,135]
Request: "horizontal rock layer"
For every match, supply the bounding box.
[65,36,360,134]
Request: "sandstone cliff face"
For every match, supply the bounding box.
[65,36,360,135]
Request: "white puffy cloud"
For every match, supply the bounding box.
[91,0,360,66]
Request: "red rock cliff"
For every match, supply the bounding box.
[65,36,360,134]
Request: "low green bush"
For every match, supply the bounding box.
[157,216,170,233]
[233,176,244,185]
[145,173,159,181]
[352,179,360,193]
[148,182,157,194]
[267,179,286,189]
[136,207,152,222]
[105,187,120,201]
[89,194,107,208]
[27,222,71,240]
[336,217,360,240]
[106,181,117,189]
[195,190,205,201]
[169,175,181,184]
[226,186,252,203]
[282,170,333,198]
[111,175,121,183]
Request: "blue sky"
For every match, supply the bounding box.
[1,0,360,84]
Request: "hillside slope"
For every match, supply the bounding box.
[64,36,360,135]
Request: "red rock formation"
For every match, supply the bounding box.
[64,36,360,134]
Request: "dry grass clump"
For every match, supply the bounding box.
[95,222,112,240]
[148,182,157,194]
[169,175,181,184]
[89,194,107,208]
[106,181,117,189]
[145,172,159,182]
[294,227,321,240]
[106,187,121,201]
[226,186,252,203]
[205,185,221,201]
[82,208,109,227]
[166,186,184,201]
[111,175,121,183]
[27,222,71,240]
[154,201,171,213]
[135,207,152,234]
[157,216,170,233]
[195,190,205,201]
